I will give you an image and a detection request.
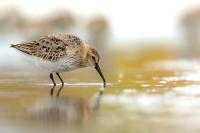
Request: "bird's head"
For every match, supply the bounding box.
[86,47,100,66]
[81,45,106,88]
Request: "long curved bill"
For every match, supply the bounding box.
[95,63,106,88]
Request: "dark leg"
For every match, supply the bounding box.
[56,72,64,96]
[49,73,56,96]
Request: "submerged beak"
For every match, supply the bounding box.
[95,63,106,88]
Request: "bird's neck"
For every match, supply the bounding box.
[80,43,89,67]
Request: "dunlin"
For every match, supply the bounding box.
[11,33,106,96]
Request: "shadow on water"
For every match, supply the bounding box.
[25,91,104,127]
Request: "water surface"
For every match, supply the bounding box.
[1,49,200,133]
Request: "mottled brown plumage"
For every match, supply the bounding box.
[11,34,83,61]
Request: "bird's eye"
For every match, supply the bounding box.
[92,56,95,60]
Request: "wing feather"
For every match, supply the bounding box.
[11,34,83,61]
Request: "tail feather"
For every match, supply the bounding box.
[10,43,32,55]
[10,44,17,48]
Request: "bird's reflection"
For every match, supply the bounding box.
[26,91,103,126]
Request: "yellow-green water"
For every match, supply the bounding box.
[1,48,200,133]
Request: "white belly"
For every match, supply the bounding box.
[30,56,81,72]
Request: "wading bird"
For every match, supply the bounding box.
[11,33,106,96]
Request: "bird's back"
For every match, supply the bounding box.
[11,33,83,62]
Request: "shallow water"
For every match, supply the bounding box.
[1,49,200,133]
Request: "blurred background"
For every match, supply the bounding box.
[1,0,200,133]
[1,0,200,68]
